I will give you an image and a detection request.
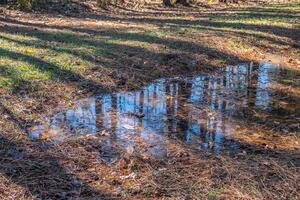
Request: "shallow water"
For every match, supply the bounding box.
[30,63,300,157]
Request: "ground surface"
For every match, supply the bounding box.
[0,2,299,199]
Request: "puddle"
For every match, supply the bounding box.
[29,63,300,157]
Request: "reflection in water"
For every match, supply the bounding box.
[255,63,279,109]
[30,63,299,157]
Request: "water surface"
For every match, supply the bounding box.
[30,63,300,157]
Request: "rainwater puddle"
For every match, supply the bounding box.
[29,63,300,157]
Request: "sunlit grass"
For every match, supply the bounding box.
[268,3,300,10]
[0,2,299,93]
[212,3,300,27]
[0,32,89,91]
[0,27,162,92]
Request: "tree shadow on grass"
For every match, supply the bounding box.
[0,16,253,97]
[98,16,300,44]
[2,4,299,64]
[58,4,300,44]
[0,4,299,199]
[0,17,247,61]
[0,102,118,199]
[57,5,300,49]
[0,14,299,135]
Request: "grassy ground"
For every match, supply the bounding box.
[0,2,299,121]
[0,2,299,199]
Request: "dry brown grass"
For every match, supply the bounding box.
[1,115,299,199]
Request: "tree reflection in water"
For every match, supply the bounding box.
[30,63,299,157]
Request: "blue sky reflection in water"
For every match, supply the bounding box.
[29,63,299,157]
